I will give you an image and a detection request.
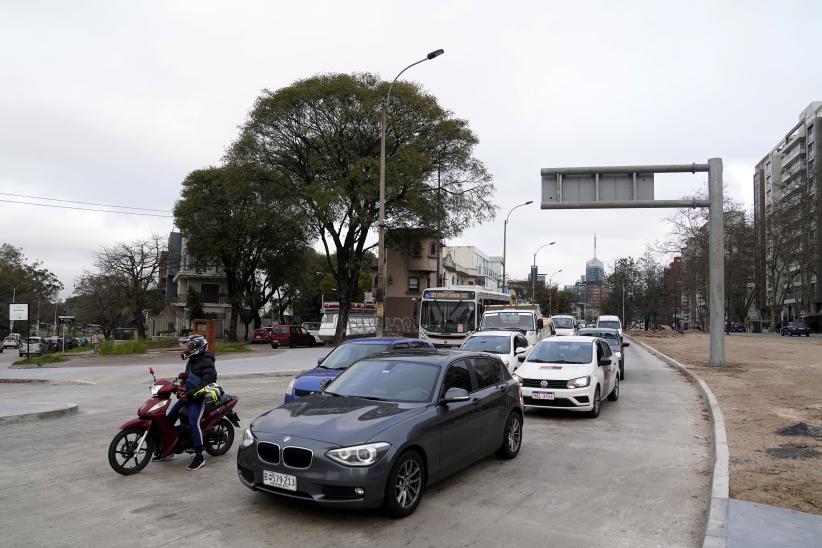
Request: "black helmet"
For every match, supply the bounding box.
[180,335,207,360]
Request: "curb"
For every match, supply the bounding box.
[0,403,79,426]
[627,336,729,548]
[0,378,96,385]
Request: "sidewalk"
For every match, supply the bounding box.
[0,401,78,425]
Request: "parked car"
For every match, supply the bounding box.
[238,350,524,517]
[728,322,745,333]
[285,337,433,402]
[301,322,323,345]
[551,315,577,336]
[577,327,629,380]
[781,321,811,337]
[513,336,619,418]
[2,336,19,349]
[251,327,272,344]
[460,330,529,374]
[270,325,316,348]
[596,315,623,336]
[47,337,64,352]
[19,336,45,357]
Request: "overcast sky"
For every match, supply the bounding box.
[2,0,821,297]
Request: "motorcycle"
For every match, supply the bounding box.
[108,367,240,475]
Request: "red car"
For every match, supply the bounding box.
[270,324,315,348]
[251,327,272,344]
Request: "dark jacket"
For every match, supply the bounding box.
[186,351,217,390]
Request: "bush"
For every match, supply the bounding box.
[214,342,251,353]
[99,340,149,355]
[13,354,69,366]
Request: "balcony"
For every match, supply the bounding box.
[781,143,806,168]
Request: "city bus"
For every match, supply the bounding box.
[418,286,512,347]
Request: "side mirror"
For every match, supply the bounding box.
[441,387,470,403]
[622,342,630,348]
[598,357,611,367]
[536,319,544,330]
[319,377,333,391]
[149,367,155,375]
[517,354,527,363]
[514,347,527,355]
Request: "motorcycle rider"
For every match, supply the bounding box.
[155,335,217,471]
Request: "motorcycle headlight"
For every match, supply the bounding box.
[566,376,590,389]
[286,378,295,395]
[326,442,390,467]
[147,399,169,413]
[150,384,162,396]
[241,427,255,448]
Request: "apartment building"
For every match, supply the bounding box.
[753,101,822,329]
[441,246,502,291]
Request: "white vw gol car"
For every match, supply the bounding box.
[513,336,619,418]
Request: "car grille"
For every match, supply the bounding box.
[523,396,578,407]
[257,442,280,464]
[322,485,361,500]
[521,378,567,389]
[294,388,314,397]
[283,447,312,468]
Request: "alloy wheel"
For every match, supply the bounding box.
[507,416,522,453]
[395,458,422,508]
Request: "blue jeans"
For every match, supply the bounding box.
[167,398,205,453]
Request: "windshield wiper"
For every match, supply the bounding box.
[550,360,586,364]
[350,395,388,401]
[323,391,344,397]
[526,358,552,363]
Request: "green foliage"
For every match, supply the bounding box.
[99,340,148,355]
[185,287,204,322]
[13,354,69,366]
[214,342,251,353]
[0,243,63,332]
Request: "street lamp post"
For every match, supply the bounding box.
[2,282,19,332]
[502,200,534,293]
[376,48,444,337]
[531,242,556,301]
[547,269,563,315]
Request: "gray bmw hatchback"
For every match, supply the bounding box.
[237,350,524,517]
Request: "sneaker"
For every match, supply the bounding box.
[152,453,174,462]
[187,453,205,471]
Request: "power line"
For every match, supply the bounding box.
[0,199,174,218]
[0,192,172,213]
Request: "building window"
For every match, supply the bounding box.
[430,242,437,256]
[411,242,422,257]
[408,276,419,292]
[200,283,219,304]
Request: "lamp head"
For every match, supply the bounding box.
[427,49,445,60]
[525,200,534,205]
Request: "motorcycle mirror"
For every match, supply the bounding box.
[149,367,156,382]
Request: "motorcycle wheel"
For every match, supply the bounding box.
[204,418,234,456]
[108,426,155,475]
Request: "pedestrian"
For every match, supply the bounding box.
[93,330,104,353]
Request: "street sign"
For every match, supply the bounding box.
[9,303,28,321]
[58,315,75,324]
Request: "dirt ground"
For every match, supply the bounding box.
[630,331,822,515]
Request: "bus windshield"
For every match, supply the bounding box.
[481,312,534,331]
[420,300,475,334]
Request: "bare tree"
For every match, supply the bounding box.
[95,235,164,339]
[764,201,803,330]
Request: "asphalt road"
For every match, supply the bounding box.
[0,344,711,548]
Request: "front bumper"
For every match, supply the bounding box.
[237,434,393,509]
[520,385,594,411]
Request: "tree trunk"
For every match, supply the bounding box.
[225,270,240,341]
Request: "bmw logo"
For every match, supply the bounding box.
[540,380,548,388]
[283,436,291,443]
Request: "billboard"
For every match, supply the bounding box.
[9,303,28,321]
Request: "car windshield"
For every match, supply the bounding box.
[528,341,592,364]
[481,312,534,331]
[552,317,575,329]
[793,322,807,328]
[326,359,440,403]
[598,320,621,329]
[320,343,390,370]
[420,300,475,334]
[461,335,511,354]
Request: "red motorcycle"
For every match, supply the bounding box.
[108,368,240,475]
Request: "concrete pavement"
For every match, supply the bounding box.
[0,342,711,547]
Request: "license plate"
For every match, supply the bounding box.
[263,470,297,491]
[532,391,555,400]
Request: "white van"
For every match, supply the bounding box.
[551,315,577,336]
[480,304,553,346]
[596,315,623,336]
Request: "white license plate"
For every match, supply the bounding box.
[263,470,297,491]
[532,391,555,400]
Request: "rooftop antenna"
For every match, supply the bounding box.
[594,233,597,258]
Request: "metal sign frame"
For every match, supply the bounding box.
[538,159,725,367]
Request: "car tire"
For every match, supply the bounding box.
[383,450,426,518]
[608,376,620,401]
[587,386,601,418]
[496,411,523,460]
[620,360,625,381]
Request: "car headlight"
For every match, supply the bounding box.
[241,427,255,448]
[147,399,169,413]
[614,351,622,359]
[326,442,390,467]
[566,376,590,389]
[512,373,523,384]
[286,378,295,395]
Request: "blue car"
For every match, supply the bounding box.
[283,337,433,403]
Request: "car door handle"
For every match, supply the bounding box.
[497,385,507,392]
[472,398,481,405]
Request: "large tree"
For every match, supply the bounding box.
[94,236,164,339]
[228,73,495,341]
[174,165,311,340]
[72,272,129,338]
[0,243,63,333]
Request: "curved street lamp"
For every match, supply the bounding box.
[531,242,556,301]
[502,200,534,293]
[376,49,445,336]
[548,269,563,316]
